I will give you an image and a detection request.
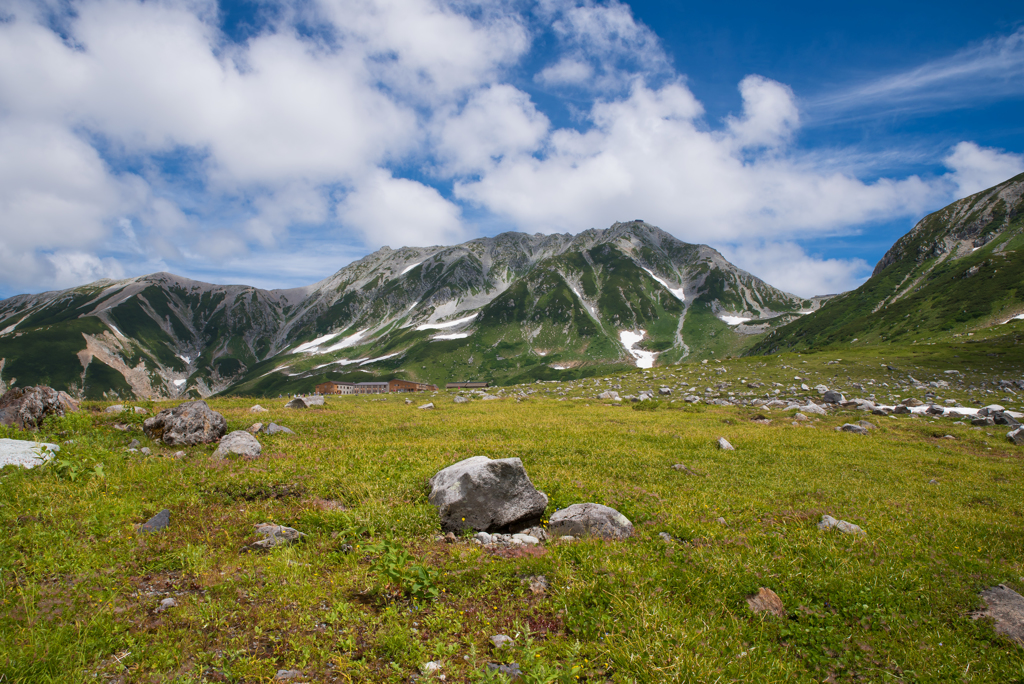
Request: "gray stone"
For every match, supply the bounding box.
[453,395,470,404]
[173,451,186,458]
[893,405,912,415]
[902,398,924,407]
[247,422,263,434]
[659,387,672,395]
[1008,428,1024,446]
[128,439,141,449]
[274,670,303,681]
[480,394,500,401]
[156,597,177,613]
[140,509,170,533]
[598,390,620,400]
[716,517,727,525]
[928,479,939,485]
[837,424,869,435]
[262,423,296,435]
[717,437,735,450]
[405,398,413,404]
[485,663,522,680]
[474,531,493,544]
[0,438,59,469]
[548,503,633,540]
[250,523,305,550]
[140,447,152,455]
[285,398,308,409]
[971,584,1024,647]
[303,395,325,406]
[814,384,829,393]
[143,400,227,446]
[489,634,514,650]
[659,532,672,543]
[822,390,844,404]
[793,413,809,421]
[0,386,79,430]
[421,661,442,674]
[856,420,877,430]
[428,456,548,533]
[511,533,539,545]
[801,403,827,415]
[419,402,435,410]
[106,404,125,413]
[249,405,268,413]
[817,514,866,536]
[213,431,262,460]
[520,526,548,541]
[973,416,996,426]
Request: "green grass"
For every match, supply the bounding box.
[2,352,1024,683]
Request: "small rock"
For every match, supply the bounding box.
[1008,427,1024,446]
[893,405,912,415]
[800,403,827,416]
[511,533,539,545]
[902,398,924,407]
[659,532,672,543]
[247,422,264,434]
[822,390,844,404]
[474,531,493,544]
[106,404,125,413]
[140,509,170,533]
[155,597,177,613]
[817,514,866,536]
[557,535,576,542]
[140,447,152,455]
[973,416,996,427]
[173,451,186,458]
[671,463,700,476]
[421,661,443,674]
[747,587,786,617]
[453,396,470,404]
[275,671,303,682]
[548,503,633,540]
[519,526,548,541]
[444,532,457,543]
[212,431,262,460]
[285,398,308,409]
[249,405,268,413]
[793,413,808,421]
[419,402,435,410]
[262,423,296,435]
[856,420,877,430]
[837,424,868,435]
[249,523,305,550]
[928,479,939,485]
[405,398,413,404]
[525,575,549,594]
[658,387,672,395]
[598,390,620,400]
[716,517,727,525]
[717,437,735,450]
[489,634,514,650]
[128,439,141,449]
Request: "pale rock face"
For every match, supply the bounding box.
[428,456,548,533]
[547,503,633,540]
[213,431,262,459]
[0,438,59,469]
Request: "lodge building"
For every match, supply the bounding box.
[314,379,439,395]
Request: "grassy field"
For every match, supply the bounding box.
[2,348,1023,683]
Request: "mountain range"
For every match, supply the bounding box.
[0,222,823,399]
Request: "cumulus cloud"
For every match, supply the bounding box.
[726,75,800,150]
[944,141,1024,197]
[722,242,871,299]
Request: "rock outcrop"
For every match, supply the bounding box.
[428,456,548,534]
[143,400,227,446]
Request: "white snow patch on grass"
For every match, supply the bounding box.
[291,332,341,354]
[359,352,401,366]
[416,313,477,330]
[1002,314,1024,324]
[177,354,192,364]
[173,379,186,386]
[641,268,685,301]
[432,332,471,340]
[324,329,370,352]
[719,315,751,326]
[619,330,656,369]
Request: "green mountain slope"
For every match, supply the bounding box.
[752,173,1024,355]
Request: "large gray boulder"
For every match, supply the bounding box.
[428,456,548,534]
[972,585,1024,647]
[212,431,262,459]
[547,503,634,540]
[0,438,59,469]
[143,400,227,446]
[0,386,79,430]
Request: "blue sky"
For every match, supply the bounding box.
[0,0,1022,299]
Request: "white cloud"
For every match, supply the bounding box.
[943,142,1024,197]
[338,170,465,248]
[726,75,800,149]
[722,242,871,298]
[535,57,594,86]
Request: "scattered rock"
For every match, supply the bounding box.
[817,514,866,536]
[0,438,60,469]
[489,634,514,650]
[511,533,539,545]
[247,422,264,434]
[303,396,325,406]
[822,390,844,404]
[520,526,548,541]
[659,532,672,543]
[800,403,827,416]
[405,398,413,404]
[747,587,786,617]
[659,387,672,395]
[106,404,125,413]
[717,437,735,450]
[453,395,470,404]
[262,423,296,435]
[284,398,308,409]
[212,431,262,460]
[155,597,177,613]
[250,405,268,413]
[837,424,869,435]
[971,585,1024,647]
[598,390,620,400]
[140,509,170,533]
[274,670,303,682]
[485,663,522,680]
[973,416,996,426]
[0,386,79,430]
[480,394,500,401]
[1008,428,1024,446]
[140,447,152,455]
[716,517,727,525]
[902,398,924,407]
[249,523,305,550]
[143,401,227,446]
[428,456,548,533]
[893,405,912,415]
[793,413,809,421]
[173,451,186,458]
[419,402,435,410]
[928,479,939,485]
[547,503,633,540]
[128,439,141,449]
[525,575,549,594]
[474,531,492,544]
[856,420,877,430]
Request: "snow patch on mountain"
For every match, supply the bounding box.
[641,268,685,302]
[416,314,477,330]
[620,330,656,369]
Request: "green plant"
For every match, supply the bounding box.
[631,399,660,411]
[365,540,441,601]
[41,457,105,482]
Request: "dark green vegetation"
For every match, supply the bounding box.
[1,223,815,400]
[756,173,1024,355]
[2,347,1023,682]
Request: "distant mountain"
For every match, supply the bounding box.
[751,173,1024,355]
[0,222,822,399]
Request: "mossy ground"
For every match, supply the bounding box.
[1,348,1023,683]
